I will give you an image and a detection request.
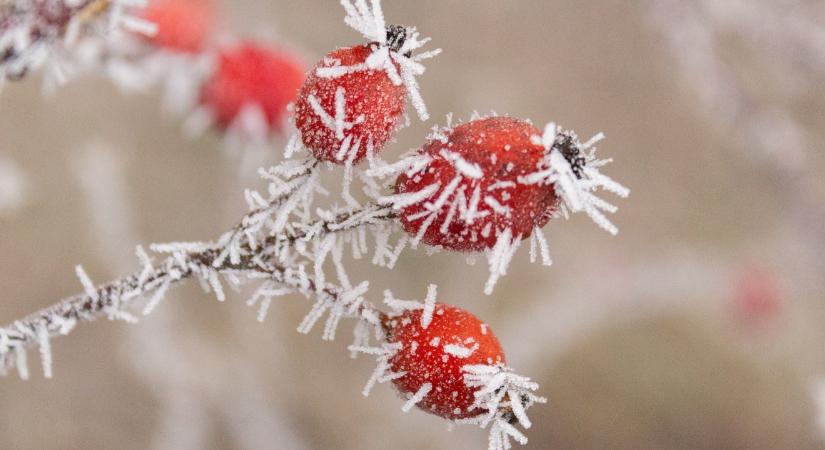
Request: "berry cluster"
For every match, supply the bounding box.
[284,1,625,446]
[2,0,308,147]
[75,0,624,445]
[0,1,629,449]
[134,0,306,144]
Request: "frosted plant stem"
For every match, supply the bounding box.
[0,182,399,375]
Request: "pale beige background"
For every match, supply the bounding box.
[1,1,824,449]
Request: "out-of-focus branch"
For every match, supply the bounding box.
[649,0,825,264]
[0,0,155,83]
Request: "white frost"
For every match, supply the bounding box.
[349,342,403,396]
[460,364,547,450]
[443,343,478,359]
[401,382,431,412]
[523,122,630,235]
[484,229,521,295]
[420,284,438,329]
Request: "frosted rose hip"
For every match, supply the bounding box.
[386,303,505,420]
[293,44,406,164]
[395,117,559,252]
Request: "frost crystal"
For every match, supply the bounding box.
[349,342,404,396]
[443,343,478,359]
[420,283,438,329]
[75,264,99,302]
[523,123,630,235]
[37,322,52,378]
[383,290,423,312]
[460,364,547,450]
[401,382,432,413]
[484,229,521,295]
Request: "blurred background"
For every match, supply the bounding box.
[1,0,825,448]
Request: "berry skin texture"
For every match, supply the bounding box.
[395,117,559,252]
[293,44,407,164]
[140,0,216,53]
[386,303,506,420]
[200,42,305,132]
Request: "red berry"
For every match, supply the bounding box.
[395,117,559,252]
[385,303,506,420]
[293,44,406,164]
[734,266,782,325]
[141,0,216,53]
[199,42,305,132]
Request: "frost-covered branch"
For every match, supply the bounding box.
[0,2,639,448]
[0,146,550,448]
[0,161,401,376]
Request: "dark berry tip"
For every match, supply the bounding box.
[553,131,586,179]
[1,46,16,64]
[386,24,412,57]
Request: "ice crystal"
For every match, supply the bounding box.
[523,123,630,235]
[420,283,437,329]
[484,229,521,295]
[443,343,478,359]
[401,382,431,413]
[349,342,404,396]
[461,364,547,450]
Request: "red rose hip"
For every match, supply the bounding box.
[140,0,216,53]
[199,41,305,132]
[394,117,559,252]
[385,303,506,420]
[293,44,407,164]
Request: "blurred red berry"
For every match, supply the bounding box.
[734,266,782,325]
[293,44,406,164]
[385,303,506,420]
[140,0,216,53]
[395,117,559,252]
[199,41,305,132]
